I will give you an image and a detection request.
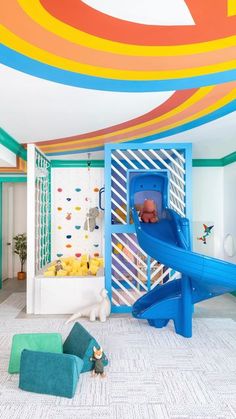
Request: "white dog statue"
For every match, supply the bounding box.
[66,288,111,323]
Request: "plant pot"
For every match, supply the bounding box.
[17,272,26,280]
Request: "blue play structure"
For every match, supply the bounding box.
[130,172,236,338]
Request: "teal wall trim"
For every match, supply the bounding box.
[0,128,27,161]
[193,151,236,167]
[222,151,236,166]
[0,176,27,182]
[51,160,104,168]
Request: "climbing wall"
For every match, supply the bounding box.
[51,167,104,260]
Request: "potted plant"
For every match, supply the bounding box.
[13,233,27,280]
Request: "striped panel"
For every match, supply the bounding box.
[110,146,186,308]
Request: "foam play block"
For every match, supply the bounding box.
[8,333,63,374]
[19,349,83,398]
[63,322,108,373]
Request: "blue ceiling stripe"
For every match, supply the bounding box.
[1,44,236,92]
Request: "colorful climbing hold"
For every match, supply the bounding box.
[66,244,72,248]
[95,225,99,229]
[57,188,63,192]
[75,206,81,211]
[93,244,99,247]
[57,253,63,257]
[66,235,72,239]
[57,207,62,211]
[75,253,81,258]
[75,188,81,192]
[66,198,71,201]
[94,253,99,257]
[85,235,89,239]
[66,213,72,220]
[93,187,99,192]
[75,225,81,230]
[85,197,89,201]
[57,226,62,230]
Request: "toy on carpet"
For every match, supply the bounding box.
[139,199,158,223]
[197,224,214,244]
[90,346,107,378]
[63,322,108,373]
[84,207,99,232]
[65,288,111,323]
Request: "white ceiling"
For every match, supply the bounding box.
[82,0,194,25]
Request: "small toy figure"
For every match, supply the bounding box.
[55,259,63,275]
[140,199,158,223]
[84,207,100,232]
[90,346,107,377]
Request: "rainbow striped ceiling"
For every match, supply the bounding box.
[1,0,236,155]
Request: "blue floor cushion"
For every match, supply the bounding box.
[19,349,84,398]
[63,322,108,373]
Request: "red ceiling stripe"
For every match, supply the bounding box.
[40,0,236,45]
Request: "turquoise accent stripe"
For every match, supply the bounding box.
[51,160,104,167]
[2,44,236,92]
[193,151,236,167]
[0,128,27,160]
[0,177,27,182]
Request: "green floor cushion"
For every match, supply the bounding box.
[8,333,63,374]
[19,349,83,398]
[63,322,108,373]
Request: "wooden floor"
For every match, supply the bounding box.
[0,277,236,320]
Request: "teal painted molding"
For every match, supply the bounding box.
[0,128,27,161]
[51,160,104,168]
[0,182,2,289]
[192,159,223,167]
[0,177,27,183]
[193,151,236,167]
[222,151,236,166]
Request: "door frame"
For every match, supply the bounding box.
[0,176,27,289]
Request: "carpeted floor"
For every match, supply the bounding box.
[0,294,236,419]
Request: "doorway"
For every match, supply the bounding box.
[0,179,27,296]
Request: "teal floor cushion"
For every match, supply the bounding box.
[19,349,83,398]
[63,322,108,373]
[8,333,63,373]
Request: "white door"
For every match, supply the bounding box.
[2,183,14,281]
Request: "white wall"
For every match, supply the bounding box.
[192,167,224,259]
[223,162,236,263]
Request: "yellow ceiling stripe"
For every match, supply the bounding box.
[19,0,236,57]
[2,25,236,80]
[228,0,236,16]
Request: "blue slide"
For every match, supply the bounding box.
[130,172,236,337]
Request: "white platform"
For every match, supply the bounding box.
[34,270,105,314]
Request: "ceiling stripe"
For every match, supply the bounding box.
[40,0,235,45]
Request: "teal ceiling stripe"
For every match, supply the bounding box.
[0,128,27,161]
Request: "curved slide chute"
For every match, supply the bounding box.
[130,173,236,337]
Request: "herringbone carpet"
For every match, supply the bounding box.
[0,294,235,419]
